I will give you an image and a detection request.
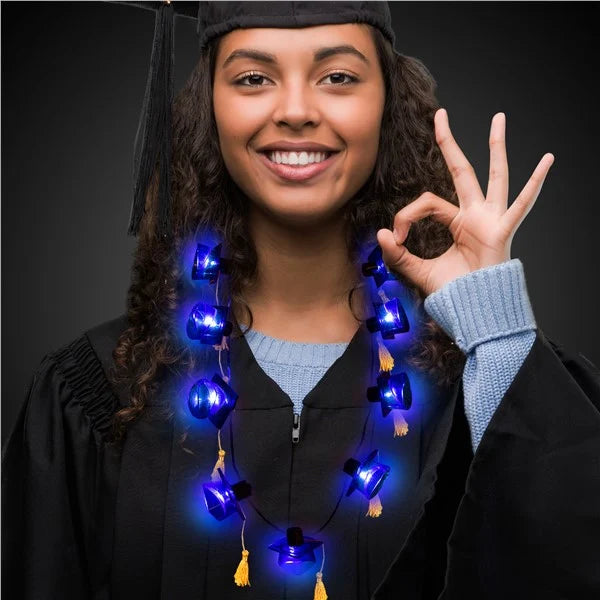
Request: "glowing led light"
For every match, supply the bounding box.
[186,302,233,344]
[191,242,229,284]
[367,372,412,417]
[343,449,390,499]
[361,245,399,288]
[202,468,252,521]
[268,527,323,575]
[188,373,238,429]
[366,297,410,340]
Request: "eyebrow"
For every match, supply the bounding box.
[221,45,370,69]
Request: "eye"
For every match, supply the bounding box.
[233,70,359,88]
[320,71,359,86]
[233,71,273,87]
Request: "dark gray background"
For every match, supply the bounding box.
[2,1,599,443]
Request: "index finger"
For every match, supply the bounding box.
[435,108,483,207]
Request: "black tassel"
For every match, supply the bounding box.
[128,0,175,237]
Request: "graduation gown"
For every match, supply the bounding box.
[2,312,600,599]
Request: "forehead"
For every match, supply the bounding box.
[216,23,376,60]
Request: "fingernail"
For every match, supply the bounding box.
[393,229,400,244]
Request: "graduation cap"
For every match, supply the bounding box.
[361,244,400,288]
[187,372,238,429]
[366,296,410,339]
[186,301,233,344]
[202,468,252,521]
[343,448,391,517]
[111,1,399,237]
[268,526,323,575]
[367,370,412,437]
[191,242,230,283]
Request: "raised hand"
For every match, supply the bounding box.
[376,109,554,297]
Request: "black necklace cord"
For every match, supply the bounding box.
[227,376,375,537]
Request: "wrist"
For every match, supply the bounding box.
[423,258,537,353]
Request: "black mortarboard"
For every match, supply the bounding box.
[112,1,398,237]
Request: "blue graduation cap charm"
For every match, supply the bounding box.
[367,371,412,416]
[202,467,252,521]
[343,449,390,499]
[268,527,323,575]
[361,245,399,288]
[191,242,229,284]
[188,373,238,429]
[366,297,410,340]
[186,302,233,344]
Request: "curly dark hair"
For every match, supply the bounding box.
[107,25,466,446]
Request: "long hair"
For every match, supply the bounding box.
[107,26,466,446]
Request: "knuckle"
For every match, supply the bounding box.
[436,132,451,146]
[393,211,405,228]
[449,162,473,179]
[489,167,502,181]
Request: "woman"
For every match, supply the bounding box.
[2,2,599,599]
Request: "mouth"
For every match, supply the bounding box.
[255,149,341,182]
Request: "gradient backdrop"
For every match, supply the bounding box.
[2,1,599,443]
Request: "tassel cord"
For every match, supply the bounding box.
[128,0,174,236]
[210,430,226,481]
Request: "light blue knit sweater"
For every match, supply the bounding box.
[245,258,537,453]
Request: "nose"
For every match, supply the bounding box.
[271,80,321,130]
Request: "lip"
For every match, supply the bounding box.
[255,150,340,182]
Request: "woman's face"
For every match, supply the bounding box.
[212,24,386,227]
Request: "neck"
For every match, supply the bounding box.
[234,208,370,342]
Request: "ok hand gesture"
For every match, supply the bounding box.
[376,109,554,297]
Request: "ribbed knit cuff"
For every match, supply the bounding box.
[423,259,537,354]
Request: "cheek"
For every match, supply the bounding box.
[325,96,383,177]
[213,87,266,159]
[327,93,383,154]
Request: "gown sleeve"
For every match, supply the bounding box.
[374,261,600,599]
[2,335,119,599]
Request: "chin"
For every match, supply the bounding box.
[258,197,344,228]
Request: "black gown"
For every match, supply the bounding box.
[2,313,600,599]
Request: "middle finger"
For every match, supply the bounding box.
[485,112,509,211]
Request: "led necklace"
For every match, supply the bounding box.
[183,240,413,599]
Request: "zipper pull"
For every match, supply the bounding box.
[292,412,301,444]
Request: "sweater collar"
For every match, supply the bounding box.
[229,320,375,410]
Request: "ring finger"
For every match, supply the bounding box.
[435,108,483,208]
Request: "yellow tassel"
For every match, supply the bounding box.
[393,411,409,437]
[211,449,226,481]
[377,338,394,372]
[234,549,251,587]
[366,493,383,518]
[313,571,328,600]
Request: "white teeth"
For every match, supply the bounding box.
[266,150,331,165]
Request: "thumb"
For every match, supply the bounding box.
[376,228,426,289]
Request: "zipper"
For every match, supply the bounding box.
[292,412,301,443]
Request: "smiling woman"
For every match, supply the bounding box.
[212,25,385,226]
[2,2,599,600]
